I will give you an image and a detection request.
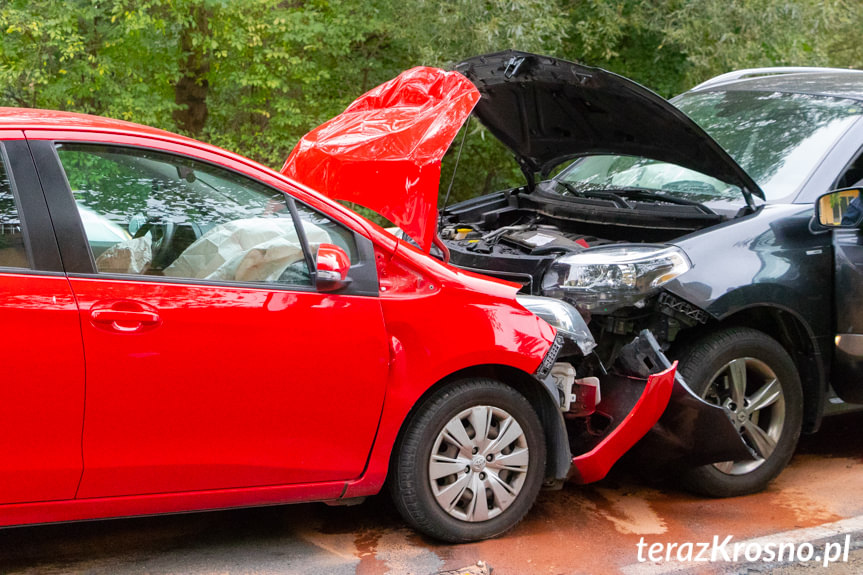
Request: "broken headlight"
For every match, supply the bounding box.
[516,295,596,355]
[541,244,691,313]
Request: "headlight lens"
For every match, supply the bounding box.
[516,295,596,355]
[542,244,691,313]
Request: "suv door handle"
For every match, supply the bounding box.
[89,304,161,332]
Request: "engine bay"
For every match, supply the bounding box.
[439,187,707,293]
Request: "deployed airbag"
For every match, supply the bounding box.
[164,218,330,283]
[95,235,153,274]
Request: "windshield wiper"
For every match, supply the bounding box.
[606,188,718,215]
[550,180,635,208]
[555,181,585,197]
[553,181,631,205]
[550,180,717,215]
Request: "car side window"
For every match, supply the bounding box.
[294,201,358,262]
[0,148,30,269]
[835,148,863,190]
[56,144,319,286]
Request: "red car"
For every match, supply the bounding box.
[0,70,741,542]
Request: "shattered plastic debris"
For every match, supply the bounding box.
[436,561,493,575]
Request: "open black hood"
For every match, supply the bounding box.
[456,51,764,200]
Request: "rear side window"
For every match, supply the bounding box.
[0,149,30,269]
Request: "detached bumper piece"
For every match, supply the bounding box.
[566,330,753,484]
[567,365,675,484]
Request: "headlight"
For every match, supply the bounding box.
[541,244,691,313]
[516,295,596,355]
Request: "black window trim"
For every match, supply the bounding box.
[0,141,34,272]
[290,196,380,297]
[831,145,863,192]
[0,139,64,273]
[794,116,863,205]
[286,195,317,285]
[62,271,323,294]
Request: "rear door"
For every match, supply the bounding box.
[0,133,85,504]
[29,135,389,498]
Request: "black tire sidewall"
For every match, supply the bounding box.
[391,379,546,542]
[676,327,803,497]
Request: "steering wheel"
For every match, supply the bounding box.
[133,218,177,271]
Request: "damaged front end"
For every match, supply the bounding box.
[520,293,752,486]
[282,60,754,488]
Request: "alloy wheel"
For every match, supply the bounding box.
[703,357,786,475]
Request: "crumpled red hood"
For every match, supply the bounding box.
[281,67,479,252]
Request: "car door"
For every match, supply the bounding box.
[28,135,389,498]
[0,133,86,504]
[831,211,863,403]
[807,146,863,403]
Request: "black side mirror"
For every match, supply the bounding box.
[814,188,863,229]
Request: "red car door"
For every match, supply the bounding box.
[31,137,389,498]
[0,134,85,504]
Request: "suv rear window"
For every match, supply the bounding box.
[0,149,30,269]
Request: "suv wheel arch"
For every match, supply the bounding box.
[673,304,825,433]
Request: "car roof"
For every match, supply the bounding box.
[0,106,389,243]
[0,107,197,141]
[687,68,863,101]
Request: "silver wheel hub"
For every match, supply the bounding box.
[703,357,786,476]
[428,405,529,523]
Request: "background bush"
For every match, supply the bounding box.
[2,0,860,210]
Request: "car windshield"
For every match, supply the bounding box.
[676,90,863,200]
[551,155,744,208]
[552,90,863,203]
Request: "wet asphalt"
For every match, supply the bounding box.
[2,411,862,575]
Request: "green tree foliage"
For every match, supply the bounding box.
[562,0,859,96]
[398,0,569,66]
[647,0,843,89]
[1,0,402,165]
[1,0,861,212]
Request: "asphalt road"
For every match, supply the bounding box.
[2,411,862,575]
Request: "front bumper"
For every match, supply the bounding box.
[630,378,758,472]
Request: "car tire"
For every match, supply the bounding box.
[676,327,803,497]
[389,378,546,542]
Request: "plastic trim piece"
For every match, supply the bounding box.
[28,139,96,273]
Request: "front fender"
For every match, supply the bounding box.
[666,203,832,338]
[341,284,556,498]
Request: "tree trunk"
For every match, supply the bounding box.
[173,5,211,136]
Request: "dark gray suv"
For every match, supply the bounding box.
[440,52,863,497]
